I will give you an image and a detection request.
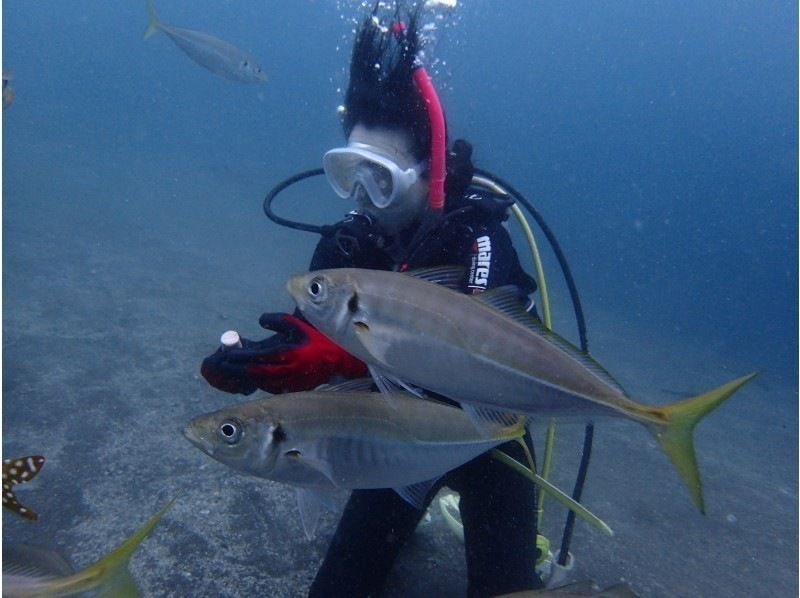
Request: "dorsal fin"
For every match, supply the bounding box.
[473,287,629,397]
[402,266,465,290]
[471,285,536,326]
[315,378,375,393]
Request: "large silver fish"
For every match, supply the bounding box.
[143,0,267,83]
[3,499,174,597]
[287,266,758,513]
[184,381,523,537]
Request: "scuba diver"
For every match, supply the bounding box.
[201,4,549,597]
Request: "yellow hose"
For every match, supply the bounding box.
[470,175,557,528]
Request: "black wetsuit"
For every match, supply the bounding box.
[307,188,545,598]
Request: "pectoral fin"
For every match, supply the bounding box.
[286,452,335,486]
[294,487,347,540]
[352,320,393,366]
[295,488,325,540]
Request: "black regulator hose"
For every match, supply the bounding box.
[263,168,327,235]
[557,424,595,566]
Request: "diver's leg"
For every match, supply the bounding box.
[457,436,544,598]
[308,488,429,598]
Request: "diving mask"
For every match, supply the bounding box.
[323,143,427,209]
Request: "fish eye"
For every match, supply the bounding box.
[308,277,327,302]
[243,60,249,67]
[219,419,242,445]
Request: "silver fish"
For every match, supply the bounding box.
[287,266,757,513]
[3,70,14,109]
[496,579,638,597]
[3,499,174,597]
[143,0,267,83]
[184,382,523,537]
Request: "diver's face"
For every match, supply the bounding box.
[347,124,429,232]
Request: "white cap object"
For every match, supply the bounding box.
[220,330,242,349]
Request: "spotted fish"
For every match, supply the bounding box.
[3,455,45,520]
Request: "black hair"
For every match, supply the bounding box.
[343,2,432,162]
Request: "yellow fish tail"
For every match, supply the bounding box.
[143,0,161,40]
[647,372,758,514]
[67,497,175,594]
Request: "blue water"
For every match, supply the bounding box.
[3,1,797,596]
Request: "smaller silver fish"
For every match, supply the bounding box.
[3,455,45,520]
[184,381,524,537]
[144,0,267,83]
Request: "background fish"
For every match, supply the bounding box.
[3,69,14,109]
[287,267,757,513]
[3,455,45,520]
[496,580,638,597]
[2,498,174,598]
[184,383,523,537]
[143,0,267,83]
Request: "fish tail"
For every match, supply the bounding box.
[645,372,758,514]
[72,497,176,593]
[143,0,161,40]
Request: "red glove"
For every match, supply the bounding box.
[200,313,367,395]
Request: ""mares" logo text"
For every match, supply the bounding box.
[469,235,492,291]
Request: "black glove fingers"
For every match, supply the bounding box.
[258,312,294,332]
[259,312,308,344]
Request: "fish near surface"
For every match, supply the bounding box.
[143,0,267,83]
[3,70,14,109]
[2,498,174,597]
[184,381,523,537]
[3,456,45,520]
[287,266,758,513]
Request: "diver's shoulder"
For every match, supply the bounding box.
[450,186,515,223]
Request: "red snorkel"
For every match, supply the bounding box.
[413,66,447,212]
[392,21,447,213]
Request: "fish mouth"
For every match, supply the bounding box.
[182,425,212,454]
[286,274,307,304]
